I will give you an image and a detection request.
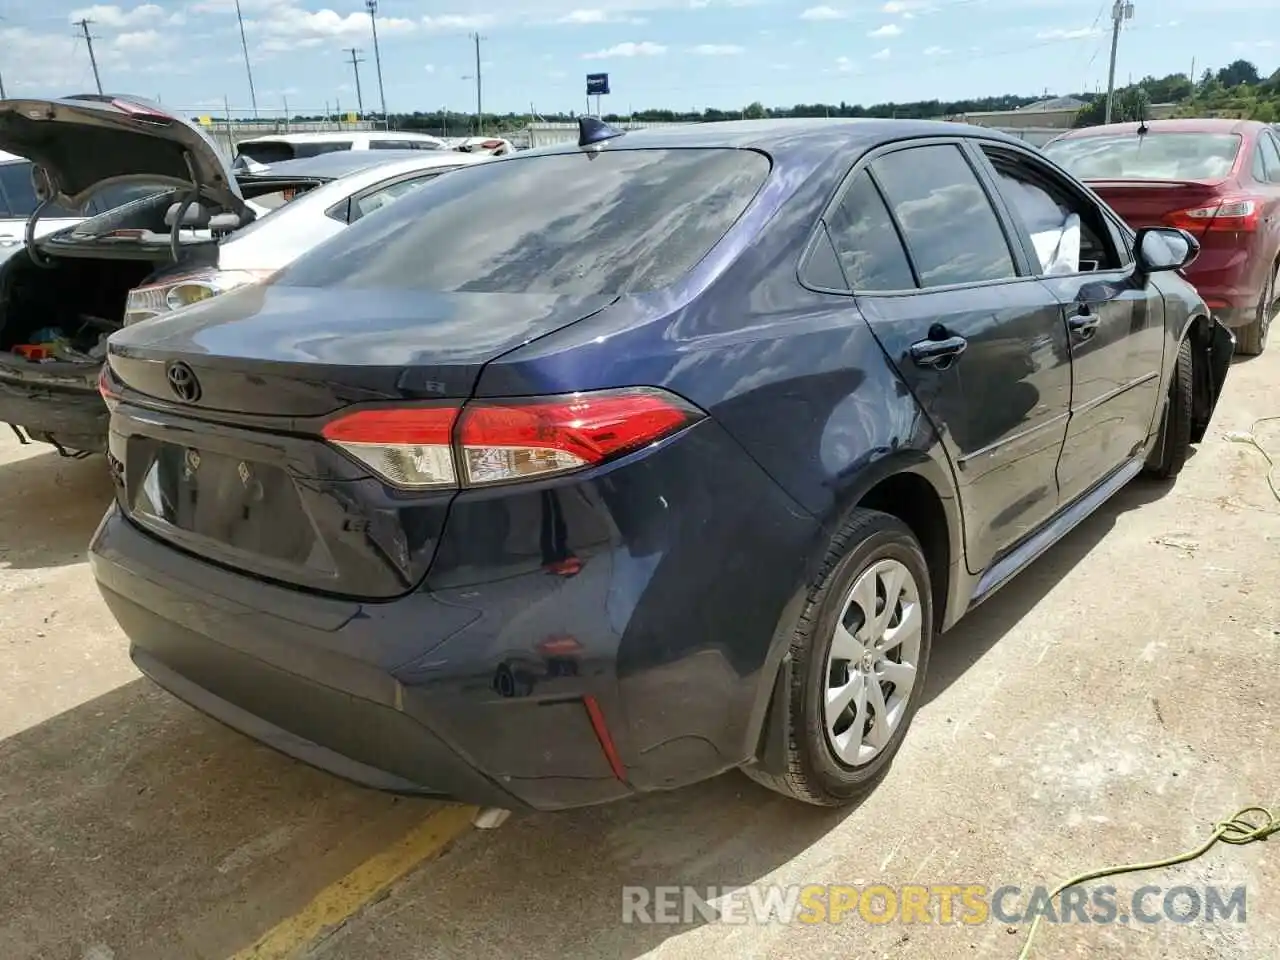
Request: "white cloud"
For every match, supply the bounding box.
[883,0,933,11]
[557,8,645,23]
[1036,26,1102,40]
[582,41,666,58]
[113,28,162,50]
[869,23,902,37]
[800,6,849,20]
[923,44,949,55]
[421,13,493,31]
[424,63,436,73]
[68,4,166,28]
[871,47,891,59]
[691,43,744,54]
[835,55,854,72]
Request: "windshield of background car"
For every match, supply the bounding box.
[1043,132,1242,181]
[236,141,354,165]
[275,147,771,296]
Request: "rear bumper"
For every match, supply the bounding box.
[0,365,106,452]
[90,420,821,810]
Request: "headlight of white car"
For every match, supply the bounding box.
[124,269,271,325]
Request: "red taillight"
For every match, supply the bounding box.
[457,389,698,485]
[320,388,701,490]
[97,365,119,402]
[321,406,458,489]
[1164,196,1262,233]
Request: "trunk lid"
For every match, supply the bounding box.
[0,95,242,214]
[1085,179,1225,237]
[103,284,616,599]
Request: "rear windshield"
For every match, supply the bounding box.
[1043,133,1242,181]
[236,140,354,165]
[275,147,770,296]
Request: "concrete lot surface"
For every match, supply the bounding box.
[1,341,1278,960]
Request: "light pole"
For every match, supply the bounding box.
[366,0,388,123]
[470,32,485,135]
[234,0,259,117]
[1104,0,1135,125]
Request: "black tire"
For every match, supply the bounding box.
[1234,262,1277,357]
[1143,336,1193,481]
[742,509,933,806]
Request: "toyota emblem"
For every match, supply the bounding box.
[166,362,201,403]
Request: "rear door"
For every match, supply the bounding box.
[836,141,1072,572]
[976,143,1164,503]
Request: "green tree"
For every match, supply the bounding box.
[1216,59,1261,88]
[744,101,767,120]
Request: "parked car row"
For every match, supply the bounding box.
[0,97,487,454]
[0,97,1253,815]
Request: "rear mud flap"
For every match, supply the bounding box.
[1191,317,1235,444]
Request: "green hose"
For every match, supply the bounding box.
[1019,805,1280,958]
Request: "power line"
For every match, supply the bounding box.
[74,18,102,94]
[344,47,366,115]
[233,0,259,117]
[366,0,388,121]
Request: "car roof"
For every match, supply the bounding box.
[239,149,460,180]
[525,117,1032,159]
[0,149,23,163]
[237,131,443,144]
[1051,118,1266,140]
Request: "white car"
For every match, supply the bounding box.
[233,130,448,170]
[0,95,485,454]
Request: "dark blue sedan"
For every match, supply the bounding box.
[92,118,1233,810]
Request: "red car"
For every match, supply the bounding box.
[1045,119,1280,354]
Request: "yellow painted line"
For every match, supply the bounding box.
[230,804,477,960]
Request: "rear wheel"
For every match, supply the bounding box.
[1234,262,1278,357]
[1143,336,1193,481]
[743,509,933,806]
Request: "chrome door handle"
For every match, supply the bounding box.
[909,335,968,369]
[1068,308,1100,337]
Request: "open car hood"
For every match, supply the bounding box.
[0,94,243,214]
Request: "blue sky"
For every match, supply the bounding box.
[0,0,1276,117]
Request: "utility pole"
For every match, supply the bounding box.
[75,19,103,94]
[366,0,388,123]
[1103,0,1134,124]
[233,0,258,117]
[344,47,366,115]
[471,32,485,135]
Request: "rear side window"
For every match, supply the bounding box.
[1258,133,1280,184]
[0,160,76,217]
[871,144,1017,288]
[825,172,915,291]
[278,148,770,295]
[1043,133,1242,181]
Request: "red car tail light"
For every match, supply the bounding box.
[1164,196,1262,233]
[457,388,701,486]
[321,388,702,490]
[321,406,459,489]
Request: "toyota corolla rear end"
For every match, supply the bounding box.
[89,139,820,811]
[1044,121,1274,330]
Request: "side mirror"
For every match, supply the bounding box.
[1135,226,1199,275]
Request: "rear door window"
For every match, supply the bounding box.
[1259,133,1280,184]
[278,148,770,295]
[823,172,915,291]
[871,144,1017,288]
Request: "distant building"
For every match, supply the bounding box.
[945,98,1179,131]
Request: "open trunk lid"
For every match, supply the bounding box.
[102,284,616,599]
[1085,178,1225,237]
[0,95,242,215]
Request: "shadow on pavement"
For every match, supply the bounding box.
[0,447,113,570]
[0,678,442,960]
